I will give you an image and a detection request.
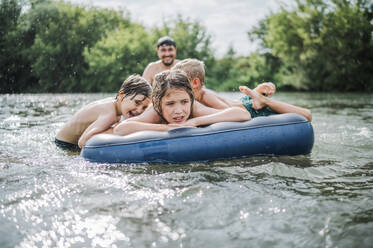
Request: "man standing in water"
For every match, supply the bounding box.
[143,36,179,85]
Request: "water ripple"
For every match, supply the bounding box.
[1,93,373,247]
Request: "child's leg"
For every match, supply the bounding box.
[254,82,276,97]
[239,86,312,121]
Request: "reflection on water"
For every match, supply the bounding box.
[0,93,373,247]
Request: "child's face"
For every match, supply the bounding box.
[161,88,191,124]
[120,94,151,119]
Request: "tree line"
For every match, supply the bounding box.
[1,0,372,93]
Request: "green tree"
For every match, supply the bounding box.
[27,1,131,92]
[206,46,237,91]
[208,48,284,92]
[250,0,373,91]
[83,24,154,92]
[0,0,37,93]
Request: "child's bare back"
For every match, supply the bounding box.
[56,98,117,144]
[55,74,152,150]
[197,87,231,109]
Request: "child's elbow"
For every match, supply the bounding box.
[113,121,139,136]
[113,122,131,135]
[112,125,122,135]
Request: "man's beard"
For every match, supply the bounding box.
[162,57,174,66]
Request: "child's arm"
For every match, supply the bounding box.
[266,98,312,121]
[113,107,172,136]
[186,104,251,127]
[78,115,117,148]
[113,121,183,136]
[126,107,162,123]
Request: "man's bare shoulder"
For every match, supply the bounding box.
[144,60,163,71]
[143,61,164,83]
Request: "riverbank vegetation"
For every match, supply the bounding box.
[1,0,372,93]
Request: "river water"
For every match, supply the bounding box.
[1,92,372,248]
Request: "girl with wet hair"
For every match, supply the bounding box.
[152,69,194,123]
[113,70,251,136]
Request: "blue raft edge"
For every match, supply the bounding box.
[81,113,314,164]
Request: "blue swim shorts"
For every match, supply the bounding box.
[240,95,278,118]
[55,138,81,152]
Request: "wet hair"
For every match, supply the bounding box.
[152,70,194,122]
[157,36,176,48]
[173,58,205,85]
[117,74,152,101]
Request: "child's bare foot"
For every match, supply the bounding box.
[254,82,276,97]
[239,86,268,110]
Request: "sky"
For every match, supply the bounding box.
[68,0,281,57]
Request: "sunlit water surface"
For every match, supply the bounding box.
[1,92,372,248]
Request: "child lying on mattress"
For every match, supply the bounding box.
[55,75,152,150]
[113,70,252,135]
[114,59,312,136]
[172,58,312,121]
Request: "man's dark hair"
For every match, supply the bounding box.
[157,36,176,48]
